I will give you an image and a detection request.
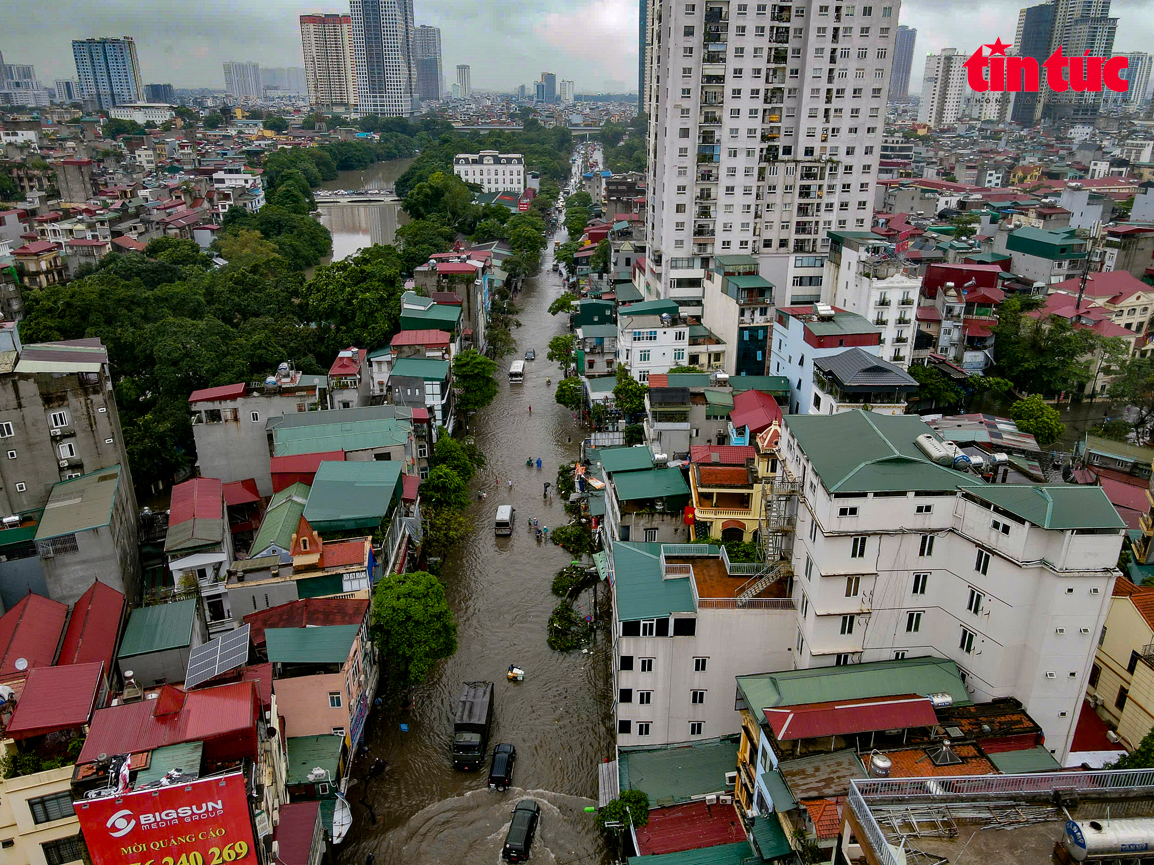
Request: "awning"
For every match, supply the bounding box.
[963,320,994,338]
[916,306,942,322]
[722,520,745,530]
[598,758,620,807]
[760,769,797,813]
[593,551,610,581]
[764,695,938,741]
[751,814,793,861]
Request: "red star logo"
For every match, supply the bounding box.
[986,38,1011,56]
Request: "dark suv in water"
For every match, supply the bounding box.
[502,799,540,862]
[489,743,516,791]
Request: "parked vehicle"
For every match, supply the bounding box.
[524,348,536,361]
[502,799,541,862]
[453,681,494,770]
[488,743,517,791]
[495,505,515,536]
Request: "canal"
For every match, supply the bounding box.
[340,228,614,865]
[316,158,415,262]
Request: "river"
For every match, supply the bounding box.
[339,225,614,865]
[315,158,416,262]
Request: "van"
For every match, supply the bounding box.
[502,800,541,862]
[495,505,515,536]
[509,360,525,383]
[489,743,516,791]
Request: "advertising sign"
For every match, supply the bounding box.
[76,773,256,865]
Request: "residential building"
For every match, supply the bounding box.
[619,299,726,382]
[769,305,883,415]
[230,530,376,613]
[189,369,328,497]
[1089,579,1154,753]
[888,26,916,102]
[1042,0,1118,122]
[304,459,409,567]
[328,346,370,410]
[143,82,175,104]
[559,79,575,103]
[996,225,1089,285]
[268,405,418,467]
[55,158,95,205]
[54,78,81,103]
[115,598,208,687]
[0,764,86,865]
[300,13,357,111]
[1059,185,1115,236]
[1012,0,1057,124]
[223,61,262,99]
[349,0,416,116]
[386,357,452,432]
[413,25,443,101]
[917,263,1004,371]
[456,64,471,98]
[211,165,266,217]
[11,241,66,288]
[700,255,775,376]
[1105,52,1153,108]
[71,37,143,111]
[108,103,174,124]
[811,348,917,415]
[639,0,653,113]
[642,0,897,305]
[918,49,967,129]
[453,150,525,192]
[824,231,919,368]
[783,410,1125,759]
[1099,225,1154,280]
[594,446,693,549]
[164,477,235,634]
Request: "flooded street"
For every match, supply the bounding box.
[341,231,615,865]
[316,158,415,262]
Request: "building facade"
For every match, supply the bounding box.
[918,48,966,129]
[223,61,262,99]
[71,37,143,111]
[143,82,175,104]
[300,14,357,111]
[456,64,471,98]
[453,150,525,192]
[540,71,556,104]
[888,25,915,102]
[1104,52,1153,108]
[349,0,416,116]
[1042,0,1118,122]
[1012,1,1057,124]
[413,24,443,101]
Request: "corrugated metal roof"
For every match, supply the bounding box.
[612,542,697,621]
[596,446,655,473]
[390,357,451,381]
[222,479,261,506]
[987,745,1063,773]
[813,347,917,388]
[5,661,104,736]
[265,625,358,664]
[287,734,343,785]
[58,579,125,668]
[629,841,754,865]
[760,769,796,812]
[275,801,321,865]
[272,417,409,457]
[132,741,204,785]
[34,465,123,541]
[619,738,740,805]
[612,467,690,502]
[188,382,246,403]
[964,484,1126,530]
[729,376,790,396]
[165,477,225,552]
[251,482,311,554]
[690,445,755,465]
[751,815,792,861]
[730,390,783,434]
[764,695,938,741]
[1083,433,1154,464]
[15,338,108,374]
[270,453,347,476]
[118,599,197,657]
[243,598,369,647]
[304,461,402,530]
[0,592,68,676]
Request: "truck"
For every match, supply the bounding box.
[452,681,494,770]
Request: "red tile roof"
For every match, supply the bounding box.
[240,662,274,712]
[805,799,843,839]
[243,598,369,647]
[269,451,345,475]
[111,236,147,251]
[223,478,261,506]
[328,347,365,378]
[5,661,105,738]
[647,373,668,388]
[698,465,752,486]
[402,472,421,503]
[170,476,223,525]
[916,306,942,322]
[188,382,246,403]
[436,262,477,275]
[634,800,746,856]
[690,445,756,465]
[1051,270,1151,304]
[78,679,260,765]
[67,238,109,248]
[764,695,938,741]
[12,240,58,256]
[730,389,783,435]
[320,539,369,569]
[0,593,68,677]
[392,329,452,347]
[430,291,463,305]
[58,580,126,669]
[274,801,321,865]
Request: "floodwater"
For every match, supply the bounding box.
[315,158,415,262]
[340,227,615,865]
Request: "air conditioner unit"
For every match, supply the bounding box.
[706,794,718,806]
[719,795,734,804]
[58,459,69,467]
[725,771,738,786]
[50,429,62,437]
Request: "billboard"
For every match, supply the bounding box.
[76,773,257,865]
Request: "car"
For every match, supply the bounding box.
[489,743,516,791]
[524,349,536,361]
[502,799,540,862]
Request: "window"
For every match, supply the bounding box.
[49,410,69,429]
[906,611,922,633]
[618,719,632,734]
[851,536,867,558]
[58,442,75,459]
[620,655,634,671]
[1116,686,1129,710]
[1128,650,1141,674]
[619,688,633,703]
[42,835,85,865]
[809,518,818,543]
[967,588,983,615]
[915,504,933,515]
[690,721,703,735]
[991,519,1011,535]
[694,657,708,672]
[638,691,652,705]
[328,692,342,708]
[840,614,855,635]
[0,422,11,438]
[684,25,695,35]
[15,482,25,492]
[838,506,858,517]
[637,722,652,736]
[835,653,851,666]
[1089,663,1101,688]
[640,657,654,672]
[804,554,814,580]
[250,411,260,423]
[894,650,908,660]
[912,572,928,595]
[800,592,809,618]
[644,528,658,543]
[975,549,990,576]
[29,792,75,825]
[641,619,657,637]
[919,535,934,557]
[845,576,860,597]
[959,627,976,654]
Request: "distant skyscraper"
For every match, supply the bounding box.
[540,72,556,104]
[1104,52,1152,108]
[143,83,175,104]
[55,79,81,103]
[1041,0,1117,122]
[456,64,471,98]
[223,61,262,99]
[559,79,575,103]
[518,84,527,100]
[534,81,545,102]
[638,0,649,113]
[1012,1,1055,124]
[350,0,417,116]
[918,48,967,128]
[300,13,357,110]
[888,26,916,102]
[261,67,307,94]
[72,37,143,111]
[413,25,443,101]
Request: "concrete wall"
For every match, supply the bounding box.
[191,392,306,496]
[41,484,140,606]
[120,644,195,688]
[0,763,82,865]
[275,671,351,738]
[229,577,300,620]
[0,554,47,611]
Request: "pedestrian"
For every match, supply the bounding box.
[495,475,499,487]
[529,405,532,414]
[367,852,376,865]
[508,479,513,491]
[567,434,571,444]
[544,482,550,496]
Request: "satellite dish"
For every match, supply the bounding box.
[14,657,27,671]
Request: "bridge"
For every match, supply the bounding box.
[314,191,400,205]
[451,124,606,138]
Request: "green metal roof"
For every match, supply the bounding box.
[265,625,359,664]
[964,484,1126,530]
[705,389,734,406]
[578,324,619,338]
[726,274,775,289]
[399,304,462,330]
[251,482,310,555]
[596,445,655,474]
[987,746,1062,774]
[34,465,123,541]
[587,376,618,394]
[619,737,740,805]
[751,814,792,861]
[760,770,796,813]
[665,373,714,388]
[303,460,402,531]
[729,376,790,396]
[287,735,344,785]
[272,417,410,457]
[967,251,1011,262]
[390,357,450,381]
[615,283,644,302]
[612,542,696,621]
[134,742,204,785]
[796,310,880,337]
[629,843,755,865]
[1082,433,1154,465]
[619,299,681,317]
[119,599,198,657]
[737,657,971,712]
[611,466,691,502]
[715,254,759,266]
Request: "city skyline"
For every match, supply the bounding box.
[5,0,1154,95]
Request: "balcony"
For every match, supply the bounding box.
[701,114,722,127]
[705,7,728,22]
[874,317,888,326]
[704,52,728,64]
[875,298,891,307]
[892,335,908,344]
[899,297,914,306]
[896,315,911,325]
[891,353,905,363]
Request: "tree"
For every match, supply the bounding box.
[101,118,145,138]
[598,790,650,833]
[300,245,405,356]
[623,423,645,445]
[434,435,477,482]
[666,365,703,374]
[215,228,281,265]
[371,571,458,688]
[547,334,576,372]
[202,112,224,130]
[1108,356,1154,432]
[565,206,590,240]
[566,191,593,209]
[421,465,471,512]
[908,364,965,410]
[1009,395,1065,447]
[1108,726,1154,769]
[590,239,611,274]
[486,326,517,359]
[422,508,474,568]
[556,242,579,271]
[549,292,578,316]
[555,376,585,411]
[262,115,288,133]
[992,295,1100,396]
[394,218,455,273]
[613,366,648,419]
[453,349,499,417]
[1090,418,1134,442]
[143,237,212,268]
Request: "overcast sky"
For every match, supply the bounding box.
[3,0,1152,95]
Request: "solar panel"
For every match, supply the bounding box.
[185,624,251,689]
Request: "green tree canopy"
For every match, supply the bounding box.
[434,435,477,482]
[371,571,458,688]
[262,115,289,133]
[394,217,455,273]
[202,112,224,129]
[613,366,648,419]
[421,465,471,512]
[555,376,585,411]
[1108,726,1154,769]
[992,295,1100,396]
[1108,356,1154,432]
[453,349,499,416]
[301,245,405,357]
[590,239,611,274]
[1009,395,1065,447]
[565,206,590,240]
[101,118,145,138]
[549,292,578,316]
[547,334,576,371]
[422,508,474,569]
[908,364,965,410]
[566,191,593,209]
[598,790,650,833]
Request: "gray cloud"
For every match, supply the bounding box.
[2,0,1150,95]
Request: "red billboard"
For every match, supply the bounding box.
[76,773,257,865]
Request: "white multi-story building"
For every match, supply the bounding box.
[222,61,262,99]
[108,103,174,124]
[918,48,966,129]
[823,230,917,367]
[72,37,143,111]
[782,410,1125,760]
[53,78,80,103]
[559,79,576,102]
[456,64,472,98]
[453,150,524,192]
[300,13,357,111]
[618,299,727,381]
[1104,52,1152,108]
[350,0,417,117]
[211,166,266,217]
[644,0,898,306]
